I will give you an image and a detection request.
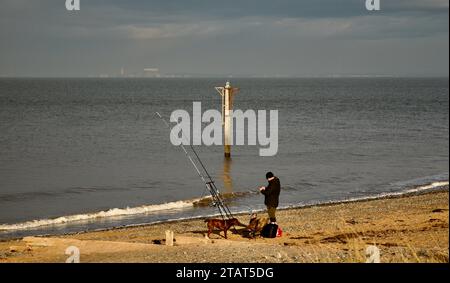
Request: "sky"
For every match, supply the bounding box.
[0,0,448,77]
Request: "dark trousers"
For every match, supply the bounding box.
[267,206,277,223]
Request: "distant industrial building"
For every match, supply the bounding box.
[143,68,160,77]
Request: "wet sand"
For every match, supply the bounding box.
[0,189,448,263]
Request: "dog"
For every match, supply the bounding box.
[204,218,245,239]
[246,213,269,238]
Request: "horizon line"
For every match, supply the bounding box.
[0,75,449,79]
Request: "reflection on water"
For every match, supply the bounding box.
[222,158,233,193]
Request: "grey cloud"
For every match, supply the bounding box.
[0,0,447,77]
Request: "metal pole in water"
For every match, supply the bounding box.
[215,81,238,158]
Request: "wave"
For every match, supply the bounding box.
[0,199,195,231]
[0,190,256,231]
[281,181,449,210]
[82,180,450,235]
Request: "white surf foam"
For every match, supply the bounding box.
[281,181,449,210]
[113,181,450,232]
[0,199,196,231]
[357,181,449,200]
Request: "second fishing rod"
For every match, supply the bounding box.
[155,112,234,221]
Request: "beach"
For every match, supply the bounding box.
[0,189,448,263]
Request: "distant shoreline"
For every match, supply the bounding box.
[0,76,449,79]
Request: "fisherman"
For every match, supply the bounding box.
[259,172,281,224]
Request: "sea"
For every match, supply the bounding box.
[0,77,448,239]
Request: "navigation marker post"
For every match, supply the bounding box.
[215,81,239,158]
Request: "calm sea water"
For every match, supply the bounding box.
[0,78,448,238]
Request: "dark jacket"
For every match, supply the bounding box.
[261,177,280,208]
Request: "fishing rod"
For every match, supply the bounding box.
[155,112,235,221]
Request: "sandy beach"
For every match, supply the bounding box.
[0,189,448,263]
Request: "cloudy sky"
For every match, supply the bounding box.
[0,0,448,77]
